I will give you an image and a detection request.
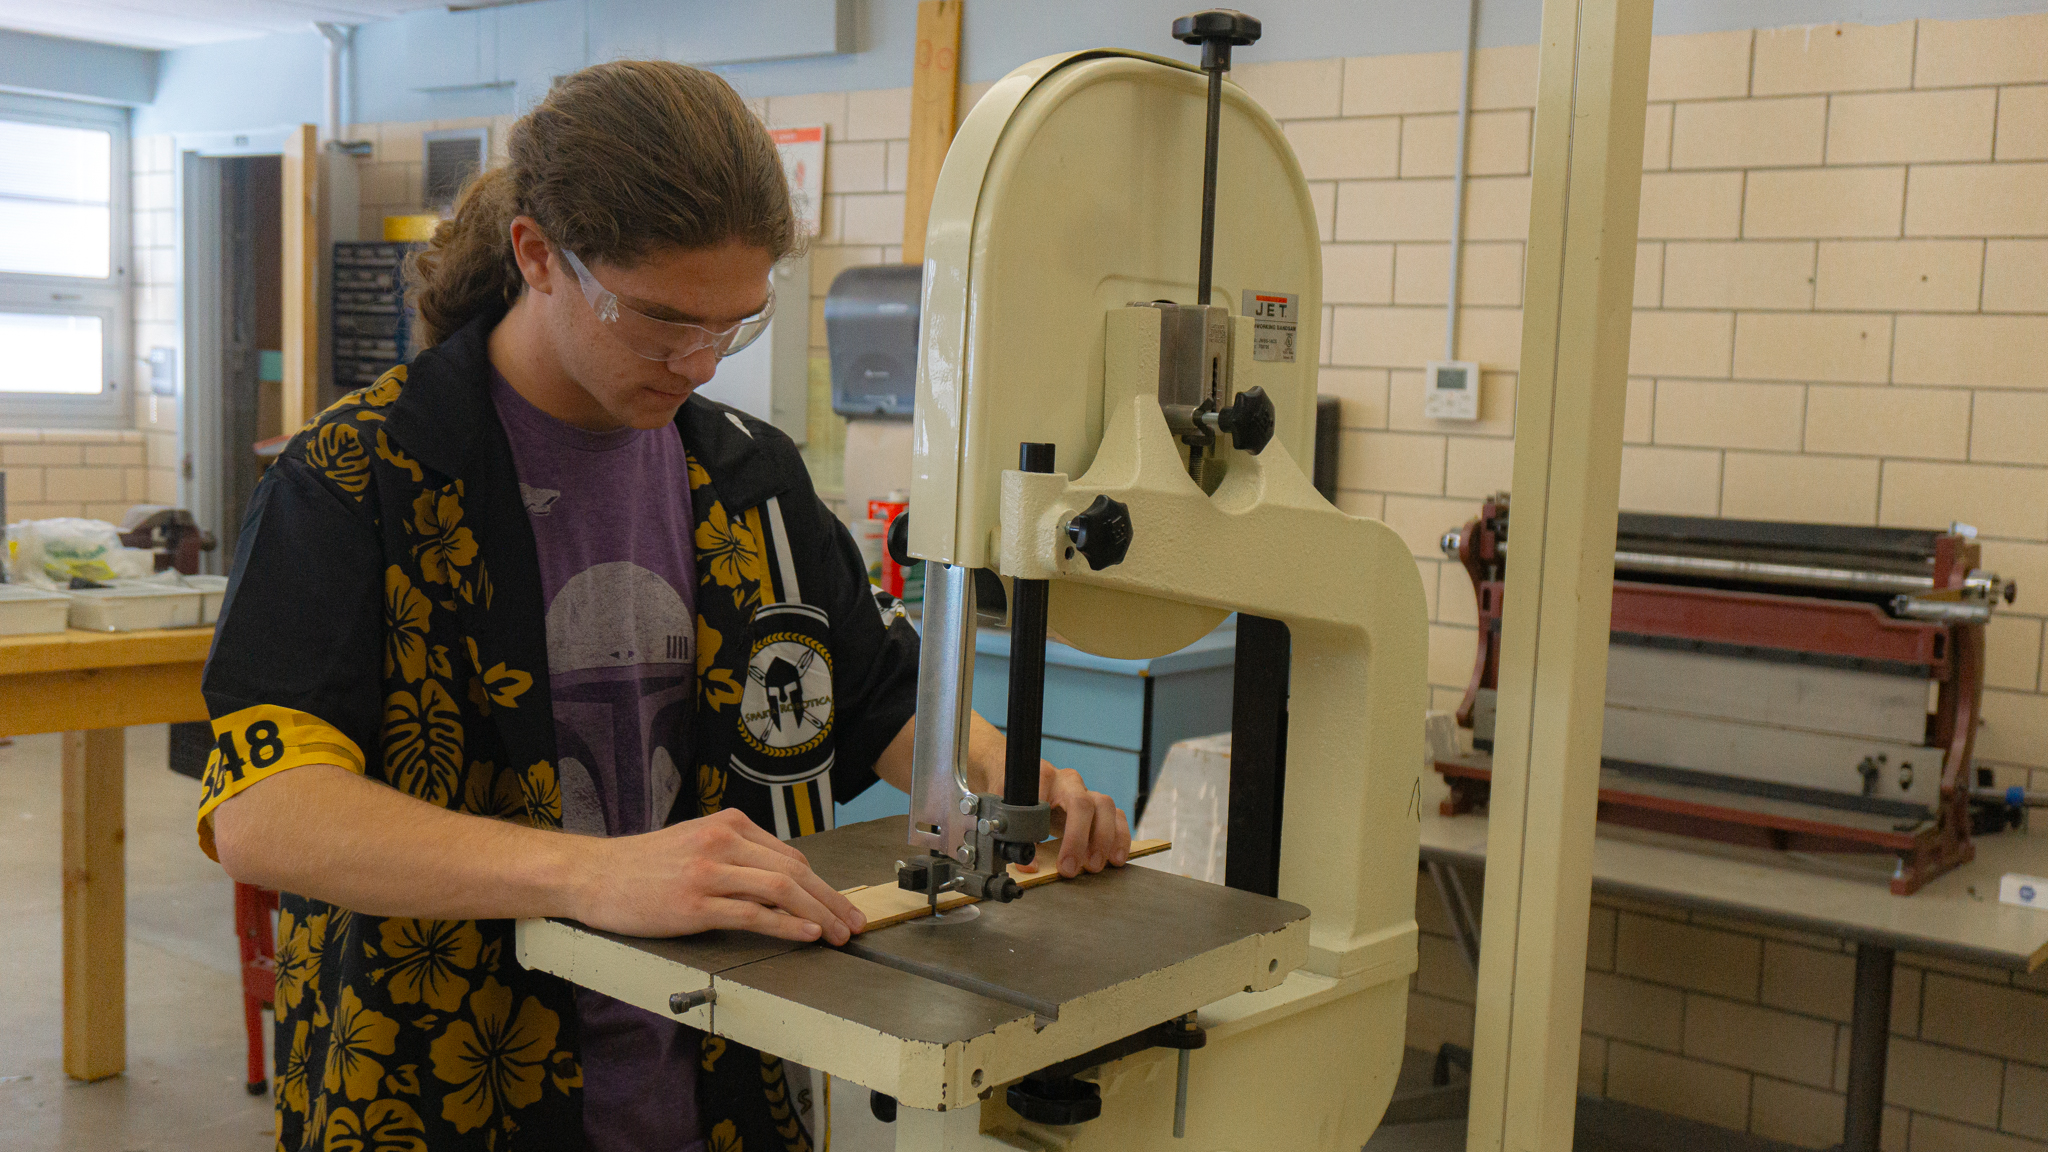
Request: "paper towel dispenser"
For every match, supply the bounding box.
[825,264,920,418]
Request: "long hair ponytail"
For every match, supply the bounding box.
[408,60,800,347]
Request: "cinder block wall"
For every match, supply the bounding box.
[1238,15,2048,796]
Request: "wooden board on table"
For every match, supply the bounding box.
[843,838,1170,932]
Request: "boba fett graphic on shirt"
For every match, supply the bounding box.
[544,561,694,836]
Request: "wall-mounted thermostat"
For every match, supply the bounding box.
[1424,360,1480,421]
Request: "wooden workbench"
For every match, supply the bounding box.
[0,626,215,1082]
[1419,776,2048,1151]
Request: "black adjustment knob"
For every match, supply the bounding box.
[886,511,912,567]
[1065,495,1133,570]
[1218,386,1276,454]
[1173,9,1262,70]
[1008,1077,1103,1126]
[870,1091,897,1124]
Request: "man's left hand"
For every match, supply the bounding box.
[1033,762,1131,878]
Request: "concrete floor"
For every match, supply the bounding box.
[0,727,275,1152]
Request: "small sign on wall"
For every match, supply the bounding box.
[769,126,826,237]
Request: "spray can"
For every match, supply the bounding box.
[866,491,922,604]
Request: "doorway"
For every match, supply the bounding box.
[216,154,283,564]
[181,141,290,571]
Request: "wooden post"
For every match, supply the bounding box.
[63,727,126,1081]
[901,0,963,265]
[282,123,321,433]
[1463,1,1651,1149]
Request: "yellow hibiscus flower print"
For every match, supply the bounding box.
[696,501,765,590]
[323,1098,430,1152]
[549,1050,581,1094]
[373,429,424,483]
[763,1055,803,1146]
[306,422,370,496]
[696,618,741,710]
[520,761,561,829]
[279,1019,313,1117]
[341,366,405,410]
[463,758,525,821]
[274,908,329,1015]
[697,763,726,815]
[708,1119,744,1152]
[428,977,560,1134]
[323,987,400,1102]
[411,484,478,588]
[463,637,532,710]
[377,919,481,1012]
[384,680,463,806]
[687,453,710,489]
[383,568,432,684]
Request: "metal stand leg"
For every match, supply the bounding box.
[1426,860,1481,974]
[1842,943,1895,1152]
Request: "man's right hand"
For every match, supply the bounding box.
[571,808,866,945]
[212,764,863,945]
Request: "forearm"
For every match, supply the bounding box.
[872,712,1009,797]
[211,763,592,921]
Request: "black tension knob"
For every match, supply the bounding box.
[885,510,912,568]
[1065,495,1134,570]
[1218,386,1277,454]
[1172,9,1262,70]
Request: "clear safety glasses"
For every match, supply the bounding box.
[561,247,775,362]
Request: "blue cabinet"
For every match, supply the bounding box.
[834,622,1237,828]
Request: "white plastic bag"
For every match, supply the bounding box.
[9,518,127,587]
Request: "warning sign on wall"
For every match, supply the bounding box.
[770,126,826,237]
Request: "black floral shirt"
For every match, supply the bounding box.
[197,311,920,1151]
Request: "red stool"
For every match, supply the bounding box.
[234,882,279,1095]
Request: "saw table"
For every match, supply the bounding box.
[519,818,1308,1125]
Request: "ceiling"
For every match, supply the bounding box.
[0,0,452,50]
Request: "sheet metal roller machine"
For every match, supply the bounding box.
[1437,496,2016,894]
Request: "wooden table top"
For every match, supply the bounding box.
[1420,774,2048,972]
[0,626,215,677]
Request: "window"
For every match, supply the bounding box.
[0,94,128,426]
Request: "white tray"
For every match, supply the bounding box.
[66,585,205,632]
[181,575,228,624]
[0,584,74,636]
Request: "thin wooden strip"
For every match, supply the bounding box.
[899,0,962,264]
[844,838,1171,933]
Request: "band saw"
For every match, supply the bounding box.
[518,13,1429,1149]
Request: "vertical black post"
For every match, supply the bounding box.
[1172,10,1261,305]
[1842,942,1896,1152]
[1225,614,1289,896]
[1196,64,1223,305]
[1003,443,1056,814]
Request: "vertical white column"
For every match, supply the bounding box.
[1464,1,1653,1150]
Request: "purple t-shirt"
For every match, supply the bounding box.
[491,373,706,1152]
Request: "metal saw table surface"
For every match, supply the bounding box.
[518,818,1309,1107]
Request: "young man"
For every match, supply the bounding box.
[200,61,1129,1152]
